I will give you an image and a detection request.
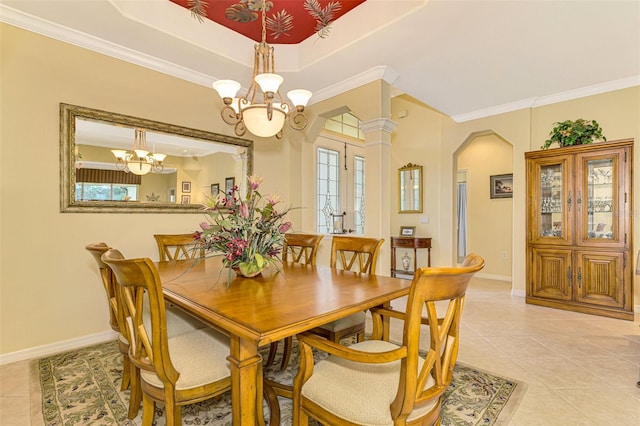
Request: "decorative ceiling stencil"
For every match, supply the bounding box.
[170,0,366,44]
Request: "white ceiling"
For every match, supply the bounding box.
[2,0,639,122]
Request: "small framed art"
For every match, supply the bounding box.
[400,226,416,237]
[225,177,235,194]
[490,174,513,199]
[210,183,220,196]
[182,181,191,193]
[181,195,190,204]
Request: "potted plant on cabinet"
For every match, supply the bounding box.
[541,118,606,149]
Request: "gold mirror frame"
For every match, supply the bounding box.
[60,103,253,213]
[398,163,423,213]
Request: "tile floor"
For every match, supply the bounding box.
[1,277,639,425]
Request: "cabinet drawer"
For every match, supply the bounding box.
[392,238,416,248]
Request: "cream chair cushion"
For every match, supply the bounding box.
[301,340,436,425]
[140,328,230,390]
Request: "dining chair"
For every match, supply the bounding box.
[85,243,132,394]
[87,242,211,419]
[102,248,232,426]
[266,233,324,370]
[292,253,485,426]
[153,233,204,261]
[307,235,384,345]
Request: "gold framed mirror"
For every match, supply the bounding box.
[398,163,423,213]
[60,103,253,213]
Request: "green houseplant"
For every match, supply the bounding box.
[541,119,606,149]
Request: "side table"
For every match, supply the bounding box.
[390,236,432,277]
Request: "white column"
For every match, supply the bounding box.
[360,118,398,276]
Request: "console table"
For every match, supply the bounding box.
[390,236,432,277]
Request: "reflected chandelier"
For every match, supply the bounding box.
[212,1,312,139]
[111,128,166,176]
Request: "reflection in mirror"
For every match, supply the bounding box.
[398,163,423,213]
[61,103,253,213]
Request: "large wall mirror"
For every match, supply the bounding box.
[398,163,423,213]
[61,103,253,213]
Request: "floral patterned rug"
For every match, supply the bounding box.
[31,340,525,426]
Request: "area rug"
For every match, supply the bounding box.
[31,340,525,426]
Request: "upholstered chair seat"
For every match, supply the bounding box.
[300,340,437,425]
[139,328,230,391]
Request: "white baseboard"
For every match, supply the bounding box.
[511,289,526,298]
[0,330,117,366]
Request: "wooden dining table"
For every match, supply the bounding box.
[156,255,412,425]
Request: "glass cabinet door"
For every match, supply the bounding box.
[576,149,628,248]
[529,156,572,245]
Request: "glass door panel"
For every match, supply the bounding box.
[540,164,564,238]
[586,158,614,240]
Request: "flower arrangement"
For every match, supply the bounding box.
[541,119,606,149]
[196,176,292,283]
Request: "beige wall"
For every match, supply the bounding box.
[0,24,287,356]
[457,135,513,279]
[1,23,638,358]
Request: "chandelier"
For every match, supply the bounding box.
[111,128,166,176]
[211,1,312,139]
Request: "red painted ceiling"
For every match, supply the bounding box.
[170,0,366,44]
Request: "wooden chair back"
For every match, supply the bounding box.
[330,235,384,273]
[374,253,485,423]
[101,249,178,384]
[153,233,203,261]
[282,233,323,265]
[85,242,121,332]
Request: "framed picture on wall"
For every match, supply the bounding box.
[225,177,235,194]
[181,195,191,204]
[490,174,513,199]
[400,226,416,237]
[210,183,220,196]
[182,181,191,193]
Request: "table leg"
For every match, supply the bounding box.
[227,335,265,426]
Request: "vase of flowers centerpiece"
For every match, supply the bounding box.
[196,176,292,284]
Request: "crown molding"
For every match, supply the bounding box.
[0,4,215,88]
[310,66,401,104]
[452,75,640,123]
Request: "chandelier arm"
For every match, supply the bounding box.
[289,111,308,130]
[221,106,240,125]
[234,120,247,137]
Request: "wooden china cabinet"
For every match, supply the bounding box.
[525,139,634,320]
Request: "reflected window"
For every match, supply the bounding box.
[75,183,139,201]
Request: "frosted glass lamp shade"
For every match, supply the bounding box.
[150,153,166,162]
[212,80,241,99]
[287,89,312,107]
[111,149,128,160]
[242,104,286,137]
[128,161,152,175]
[134,149,149,158]
[254,73,283,93]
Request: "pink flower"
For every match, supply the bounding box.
[267,194,282,205]
[240,202,249,218]
[200,222,212,230]
[279,222,292,233]
[248,175,264,191]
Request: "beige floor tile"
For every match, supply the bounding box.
[0,395,31,426]
[557,387,640,426]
